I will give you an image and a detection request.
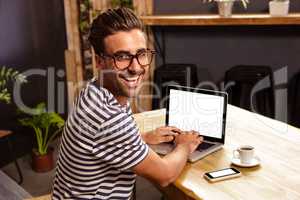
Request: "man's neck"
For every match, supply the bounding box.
[115,96,128,106]
[96,78,128,106]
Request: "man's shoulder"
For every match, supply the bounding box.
[77,80,112,107]
[73,81,123,121]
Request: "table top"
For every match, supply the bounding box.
[133,105,300,200]
[0,130,12,138]
[25,194,51,200]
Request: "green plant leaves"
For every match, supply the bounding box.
[111,0,133,9]
[19,102,65,155]
[0,88,10,104]
[0,66,27,104]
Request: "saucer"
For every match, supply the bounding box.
[231,156,261,168]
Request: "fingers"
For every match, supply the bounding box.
[196,136,204,145]
[167,126,182,133]
[161,135,175,143]
[156,127,203,145]
[181,130,199,137]
[199,136,204,142]
[160,126,181,132]
[189,130,200,136]
[168,131,180,136]
[157,126,180,136]
[182,131,203,143]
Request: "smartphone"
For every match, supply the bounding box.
[203,168,241,182]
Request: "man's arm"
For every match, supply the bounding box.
[133,132,202,187]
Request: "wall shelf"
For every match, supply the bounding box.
[140,13,300,26]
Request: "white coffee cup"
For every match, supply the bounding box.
[233,145,255,164]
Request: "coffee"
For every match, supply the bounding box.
[240,147,253,151]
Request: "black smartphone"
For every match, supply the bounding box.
[203,168,241,182]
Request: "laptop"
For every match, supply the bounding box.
[150,85,228,162]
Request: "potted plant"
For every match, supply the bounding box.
[111,0,133,8]
[0,66,27,104]
[204,0,249,17]
[269,0,290,16]
[19,102,65,172]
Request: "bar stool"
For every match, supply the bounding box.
[0,130,23,184]
[225,65,275,118]
[289,71,300,128]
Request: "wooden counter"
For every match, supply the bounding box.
[140,13,300,26]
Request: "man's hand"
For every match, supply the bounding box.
[142,126,181,145]
[174,131,203,154]
[134,130,203,187]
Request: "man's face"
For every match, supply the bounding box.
[99,29,148,99]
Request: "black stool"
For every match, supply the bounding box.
[225,65,275,118]
[289,72,300,128]
[0,130,23,184]
[152,64,199,109]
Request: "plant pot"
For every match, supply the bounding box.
[32,147,54,173]
[269,1,290,16]
[217,0,235,18]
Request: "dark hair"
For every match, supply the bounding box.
[88,7,144,56]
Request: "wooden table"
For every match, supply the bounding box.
[133,105,300,200]
[25,194,51,200]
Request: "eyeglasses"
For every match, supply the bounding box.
[101,49,155,70]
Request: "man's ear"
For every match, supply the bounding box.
[95,55,105,69]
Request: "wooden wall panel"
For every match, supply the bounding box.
[63,0,84,107]
[131,0,154,113]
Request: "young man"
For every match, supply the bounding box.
[52,8,202,200]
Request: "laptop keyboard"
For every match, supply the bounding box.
[196,142,215,152]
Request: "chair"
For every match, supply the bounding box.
[225,65,275,118]
[152,64,212,109]
[289,71,300,128]
[0,130,23,184]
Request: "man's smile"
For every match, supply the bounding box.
[119,74,142,88]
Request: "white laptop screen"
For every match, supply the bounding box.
[168,88,225,139]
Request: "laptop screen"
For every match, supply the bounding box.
[167,86,227,142]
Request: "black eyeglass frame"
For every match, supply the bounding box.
[100,49,156,70]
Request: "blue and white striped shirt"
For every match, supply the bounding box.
[52,80,149,199]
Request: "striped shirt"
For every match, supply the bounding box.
[52,79,149,200]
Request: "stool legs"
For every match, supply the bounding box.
[6,137,23,185]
